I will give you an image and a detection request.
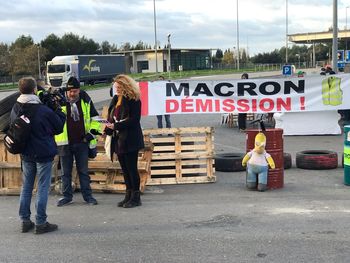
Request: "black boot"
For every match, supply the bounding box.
[123,191,142,208]
[118,190,131,207]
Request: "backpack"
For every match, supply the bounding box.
[4,104,39,154]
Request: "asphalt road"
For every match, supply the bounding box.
[1,69,349,262]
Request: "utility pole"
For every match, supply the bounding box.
[153,0,158,73]
[167,34,171,79]
[236,0,240,70]
[332,0,338,72]
[346,6,349,51]
[286,0,289,64]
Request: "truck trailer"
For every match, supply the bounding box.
[46,55,125,88]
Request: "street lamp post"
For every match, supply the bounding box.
[153,0,158,73]
[236,0,240,71]
[296,54,300,68]
[167,33,171,79]
[286,0,289,64]
[332,0,338,72]
[346,6,349,51]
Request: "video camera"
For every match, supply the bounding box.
[38,87,67,111]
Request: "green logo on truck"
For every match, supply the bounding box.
[83,59,101,73]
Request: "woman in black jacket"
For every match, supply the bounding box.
[105,74,144,208]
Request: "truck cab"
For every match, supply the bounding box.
[46,56,79,88]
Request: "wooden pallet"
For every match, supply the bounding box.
[143,127,215,185]
[0,162,22,195]
[0,134,23,195]
[56,140,154,194]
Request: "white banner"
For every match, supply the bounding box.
[140,74,350,116]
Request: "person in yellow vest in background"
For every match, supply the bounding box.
[55,77,101,207]
[242,132,275,192]
[321,74,342,106]
[35,79,46,99]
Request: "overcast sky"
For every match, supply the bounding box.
[0,0,349,55]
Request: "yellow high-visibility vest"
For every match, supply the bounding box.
[55,99,101,149]
[322,76,343,106]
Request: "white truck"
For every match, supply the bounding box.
[46,55,125,88]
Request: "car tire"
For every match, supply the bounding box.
[215,152,245,172]
[284,152,292,169]
[0,92,20,116]
[296,150,338,170]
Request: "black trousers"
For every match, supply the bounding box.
[117,151,140,191]
[238,113,247,129]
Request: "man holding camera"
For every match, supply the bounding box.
[11,77,66,234]
[55,76,101,207]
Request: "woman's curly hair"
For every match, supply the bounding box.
[113,74,140,100]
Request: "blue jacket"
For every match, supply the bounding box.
[10,102,66,162]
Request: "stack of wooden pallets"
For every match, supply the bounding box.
[143,127,216,185]
[54,140,154,194]
[0,133,23,195]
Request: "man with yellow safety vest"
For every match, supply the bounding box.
[55,77,101,207]
[321,75,343,106]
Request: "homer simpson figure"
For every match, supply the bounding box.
[242,132,275,192]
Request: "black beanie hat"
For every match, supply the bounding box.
[66,77,80,90]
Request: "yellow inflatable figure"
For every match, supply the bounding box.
[242,132,275,192]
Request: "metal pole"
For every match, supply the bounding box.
[236,0,240,70]
[167,34,171,79]
[313,42,316,68]
[37,45,41,79]
[332,0,338,72]
[153,0,158,73]
[286,0,288,64]
[346,6,349,51]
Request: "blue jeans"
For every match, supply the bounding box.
[19,160,52,225]
[60,143,92,201]
[156,115,171,128]
[246,163,268,185]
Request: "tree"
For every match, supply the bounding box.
[61,33,82,55]
[222,49,234,64]
[251,49,281,64]
[10,35,34,50]
[41,33,63,61]
[101,41,111,54]
[0,43,10,76]
[8,35,38,76]
[9,45,38,76]
[134,41,147,50]
[120,42,131,51]
[240,48,249,64]
[215,49,223,59]
[80,36,100,54]
[212,49,223,63]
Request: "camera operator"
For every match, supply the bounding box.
[55,76,101,207]
[11,77,66,234]
[38,85,67,112]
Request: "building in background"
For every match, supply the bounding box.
[112,48,211,73]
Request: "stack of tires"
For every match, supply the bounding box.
[0,92,20,132]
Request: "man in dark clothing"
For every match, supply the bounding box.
[55,77,101,207]
[10,77,66,234]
